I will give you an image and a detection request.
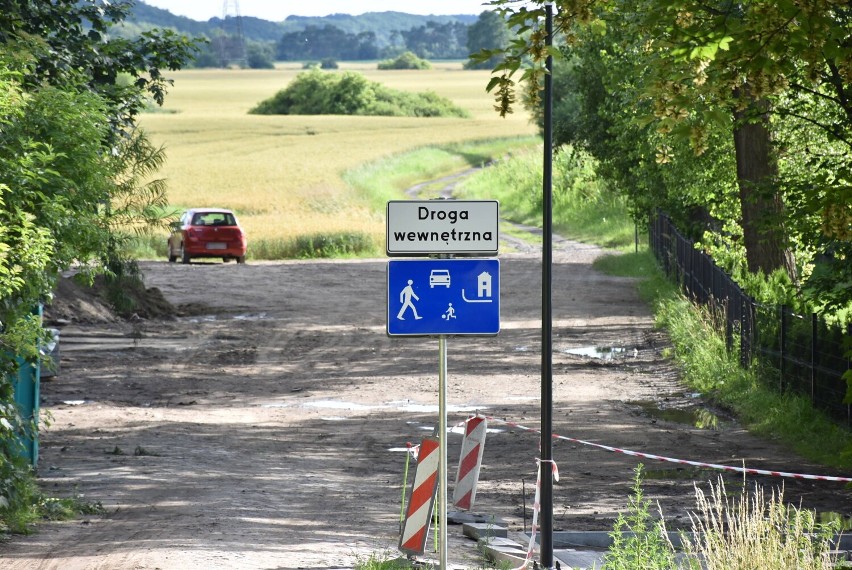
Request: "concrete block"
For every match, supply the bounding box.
[554,549,606,569]
[478,538,528,566]
[463,522,508,541]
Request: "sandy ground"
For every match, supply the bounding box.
[2,224,851,569]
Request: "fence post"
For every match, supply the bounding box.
[848,324,851,428]
[811,313,817,404]
[779,305,787,392]
[739,296,750,367]
[725,279,733,354]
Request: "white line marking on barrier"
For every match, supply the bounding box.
[453,416,487,510]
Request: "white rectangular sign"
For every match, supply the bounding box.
[386,200,499,256]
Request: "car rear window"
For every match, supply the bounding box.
[191,212,237,226]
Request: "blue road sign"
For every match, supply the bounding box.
[387,259,500,336]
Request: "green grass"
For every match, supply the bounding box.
[594,250,852,471]
[456,143,635,249]
[2,488,105,536]
[344,136,539,213]
[353,551,421,569]
[603,465,676,570]
[658,293,852,470]
[601,465,841,570]
[255,232,378,259]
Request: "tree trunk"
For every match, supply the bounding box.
[732,97,796,279]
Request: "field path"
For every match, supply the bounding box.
[2,174,850,568]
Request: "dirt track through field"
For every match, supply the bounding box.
[2,186,851,569]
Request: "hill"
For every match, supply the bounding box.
[123,2,477,48]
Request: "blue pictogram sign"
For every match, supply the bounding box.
[387,259,500,336]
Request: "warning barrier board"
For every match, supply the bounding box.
[399,437,440,556]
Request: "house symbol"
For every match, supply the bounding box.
[477,271,492,298]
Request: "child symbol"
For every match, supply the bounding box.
[442,303,456,320]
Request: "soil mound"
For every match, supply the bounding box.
[45,272,177,324]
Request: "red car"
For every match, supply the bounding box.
[167,208,247,264]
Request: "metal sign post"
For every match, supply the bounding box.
[438,334,448,569]
[541,4,555,568]
[387,200,500,569]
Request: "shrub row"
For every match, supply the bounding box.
[249,70,469,118]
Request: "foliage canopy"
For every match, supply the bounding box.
[0,0,197,528]
[480,0,851,319]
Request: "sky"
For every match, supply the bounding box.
[141,1,494,22]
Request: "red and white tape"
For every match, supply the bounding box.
[485,416,852,483]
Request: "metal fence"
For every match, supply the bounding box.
[650,212,852,426]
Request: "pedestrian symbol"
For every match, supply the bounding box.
[387,259,500,336]
[397,279,423,320]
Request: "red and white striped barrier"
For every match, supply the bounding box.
[453,415,487,511]
[485,416,852,483]
[399,436,440,556]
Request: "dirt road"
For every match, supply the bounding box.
[2,231,851,569]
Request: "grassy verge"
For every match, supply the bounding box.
[344,136,539,212]
[602,465,843,570]
[595,250,852,471]
[456,144,635,249]
[2,482,104,537]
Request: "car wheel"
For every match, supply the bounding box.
[236,256,246,264]
[223,257,232,263]
[181,247,190,264]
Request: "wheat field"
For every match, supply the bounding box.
[139,62,537,248]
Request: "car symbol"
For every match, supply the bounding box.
[429,269,451,288]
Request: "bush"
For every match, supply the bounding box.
[377,51,432,70]
[320,58,338,69]
[249,70,468,118]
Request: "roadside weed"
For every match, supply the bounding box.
[602,464,677,570]
[683,477,839,570]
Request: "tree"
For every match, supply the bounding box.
[0,0,199,133]
[482,0,851,308]
[465,11,509,69]
[398,21,468,59]
[246,41,276,69]
[276,24,380,61]
[0,0,198,524]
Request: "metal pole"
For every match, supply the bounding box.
[438,334,448,569]
[540,3,555,568]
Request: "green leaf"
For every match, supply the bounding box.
[485,76,504,93]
